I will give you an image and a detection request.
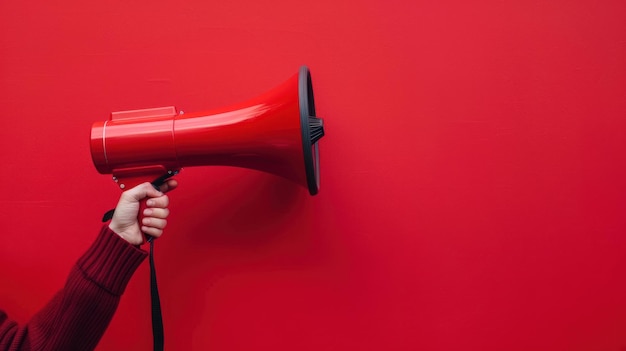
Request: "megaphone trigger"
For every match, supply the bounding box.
[150,169,180,191]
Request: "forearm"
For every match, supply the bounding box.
[0,226,147,351]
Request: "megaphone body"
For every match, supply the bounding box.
[90,66,324,195]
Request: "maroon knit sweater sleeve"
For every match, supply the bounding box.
[0,225,148,351]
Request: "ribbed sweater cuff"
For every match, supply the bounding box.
[76,225,148,296]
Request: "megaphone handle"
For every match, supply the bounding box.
[141,173,178,242]
[101,170,179,226]
[138,199,153,243]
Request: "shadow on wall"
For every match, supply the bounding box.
[157,166,330,294]
[175,168,309,248]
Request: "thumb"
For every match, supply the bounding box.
[125,182,163,202]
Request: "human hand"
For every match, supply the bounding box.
[108,179,178,245]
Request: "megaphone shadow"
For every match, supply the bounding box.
[178,170,307,248]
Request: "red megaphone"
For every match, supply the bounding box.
[90,66,324,195]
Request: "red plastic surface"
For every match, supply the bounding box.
[1,1,626,351]
[91,70,308,191]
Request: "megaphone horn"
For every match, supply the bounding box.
[90,66,325,195]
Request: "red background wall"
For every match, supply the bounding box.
[1,1,626,350]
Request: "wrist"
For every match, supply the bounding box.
[108,223,136,245]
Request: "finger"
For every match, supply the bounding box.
[143,207,170,219]
[142,226,164,239]
[146,195,169,208]
[143,217,168,230]
[158,179,178,194]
